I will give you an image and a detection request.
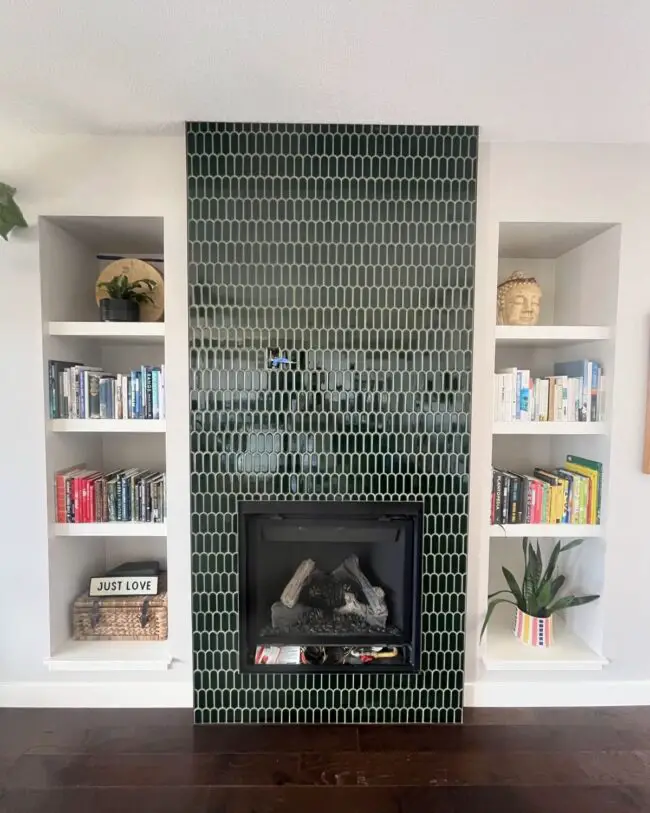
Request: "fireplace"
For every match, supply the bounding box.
[239,501,423,673]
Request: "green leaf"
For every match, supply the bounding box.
[548,574,566,603]
[547,594,600,615]
[487,589,515,600]
[533,578,556,616]
[480,597,517,640]
[560,538,585,554]
[0,183,27,240]
[501,567,524,609]
[540,540,562,587]
[523,541,541,612]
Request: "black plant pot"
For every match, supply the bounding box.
[100,299,140,322]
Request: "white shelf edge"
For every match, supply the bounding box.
[493,421,607,435]
[53,522,167,537]
[495,325,611,346]
[45,640,172,672]
[48,419,166,433]
[48,321,165,341]
[483,611,607,672]
[489,524,602,538]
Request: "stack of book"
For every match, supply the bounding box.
[494,360,605,422]
[48,362,165,420]
[55,466,166,523]
[491,455,602,525]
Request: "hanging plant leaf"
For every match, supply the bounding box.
[0,183,27,241]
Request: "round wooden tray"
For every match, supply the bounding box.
[95,258,164,323]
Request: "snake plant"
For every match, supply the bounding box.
[0,183,27,240]
[480,537,599,639]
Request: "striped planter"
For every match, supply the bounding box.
[514,608,553,647]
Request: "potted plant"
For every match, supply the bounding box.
[481,538,599,647]
[96,274,157,322]
[0,183,27,240]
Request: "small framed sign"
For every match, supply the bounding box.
[89,576,159,597]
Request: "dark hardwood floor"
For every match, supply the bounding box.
[1,707,649,811]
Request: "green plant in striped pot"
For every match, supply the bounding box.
[481,538,599,647]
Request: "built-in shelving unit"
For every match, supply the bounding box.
[479,221,620,681]
[49,321,165,343]
[483,609,608,672]
[495,325,610,347]
[489,524,602,538]
[49,419,166,433]
[40,215,169,674]
[493,422,607,435]
[46,640,172,672]
[54,522,167,537]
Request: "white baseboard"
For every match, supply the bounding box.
[0,680,193,708]
[4,678,649,710]
[465,679,650,707]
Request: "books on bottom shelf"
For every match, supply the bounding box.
[48,361,165,420]
[491,455,602,526]
[55,465,166,524]
[494,360,605,422]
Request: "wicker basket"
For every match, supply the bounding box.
[72,579,168,641]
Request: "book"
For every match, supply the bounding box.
[494,361,605,423]
[55,466,166,523]
[553,360,590,421]
[566,455,603,523]
[47,362,165,420]
[491,456,602,525]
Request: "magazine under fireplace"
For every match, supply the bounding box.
[239,501,422,673]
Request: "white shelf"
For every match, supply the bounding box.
[495,325,610,347]
[49,419,166,433]
[493,421,607,435]
[46,640,172,672]
[484,609,607,672]
[54,522,167,537]
[490,524,602,538]
[48,321,164,344]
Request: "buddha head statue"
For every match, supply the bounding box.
[496,271,542,326]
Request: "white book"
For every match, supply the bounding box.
[541,379,549,422]
[585,362,593,421]
[498,368,517,421]
[519,369,531,421]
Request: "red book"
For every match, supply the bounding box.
[72,476,81,523]
[89,478,95,523]
[54,466,83,523]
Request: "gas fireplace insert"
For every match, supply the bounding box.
[238,501,423,673]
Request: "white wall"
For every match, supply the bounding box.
[0,136,191,705]
[3,135,650,706]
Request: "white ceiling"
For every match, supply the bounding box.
[1,0,649,142]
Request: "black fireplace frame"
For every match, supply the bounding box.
[238,500,423,674]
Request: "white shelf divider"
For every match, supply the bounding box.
[54,522,167,537]
[49,419,166,433]
[48,321,164,343]
[46,640,172,672]
[483,609,607,672]
[493,422,607,435]
[490,524,602,538]
[495,325,610,347]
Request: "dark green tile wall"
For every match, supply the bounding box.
[187,122,477,723]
